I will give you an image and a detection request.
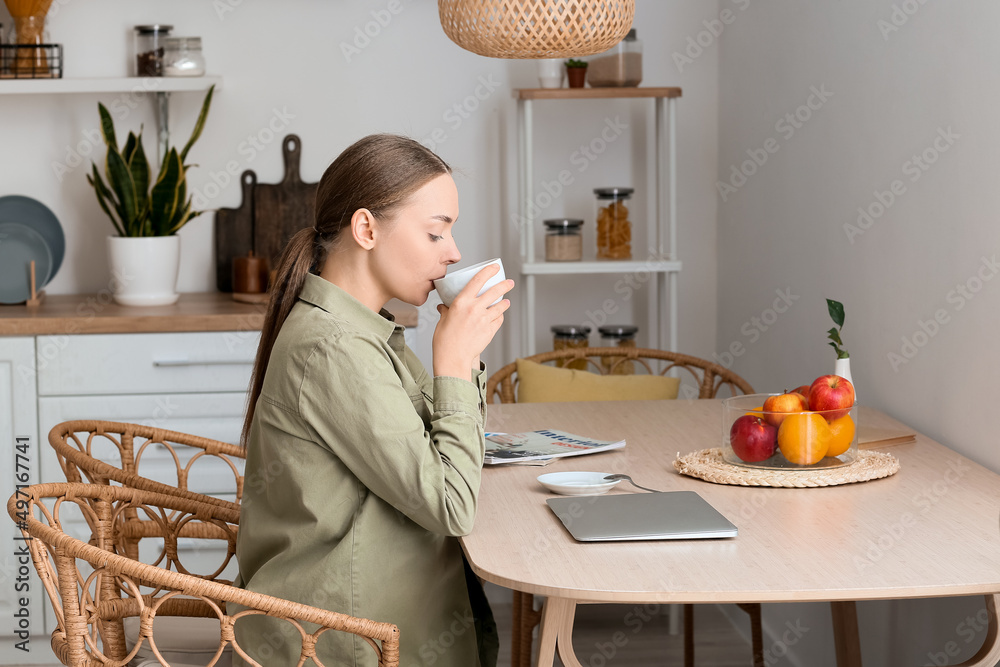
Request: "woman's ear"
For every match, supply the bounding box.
[350,208,377,250]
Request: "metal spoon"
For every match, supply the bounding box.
[603,474,662,493]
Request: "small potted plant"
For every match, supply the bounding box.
[565,58,588,88]
[87,85,214,306]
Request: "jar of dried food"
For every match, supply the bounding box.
[544,218,583,261]
[587,29,642,87]
[134,25,172,77]
[595,187,633,260]
[551,325,591,370]
[163,36,205,77]
[599,325,638,374]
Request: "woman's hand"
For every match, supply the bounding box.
[433,265,514,379]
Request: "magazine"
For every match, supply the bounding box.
[484,430,625,465]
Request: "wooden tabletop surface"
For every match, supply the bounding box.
[464,400,1000,604]
[0,292,419,335]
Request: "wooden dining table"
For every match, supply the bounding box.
[461,399,1000,667]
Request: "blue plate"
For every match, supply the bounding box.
[0,195,65,281]
[0,221,53,304]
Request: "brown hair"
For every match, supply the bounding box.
[240,134,451,447]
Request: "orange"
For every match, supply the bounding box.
[826,414,855,457]
[777,413,832,465]
[745,405,765,417]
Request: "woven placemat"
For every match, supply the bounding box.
[673,448,900,488]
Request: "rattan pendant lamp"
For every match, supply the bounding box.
[439,0,635,59]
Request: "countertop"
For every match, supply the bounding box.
[0,292,419,336]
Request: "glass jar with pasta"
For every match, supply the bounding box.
[551,325,591,370]
[598,325,638,374]
[594,187,633,260]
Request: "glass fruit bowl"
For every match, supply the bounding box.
[721,393,858,470]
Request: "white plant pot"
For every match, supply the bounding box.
[537,58,565,88]
[834,357,854,400]
[107,235,181,306]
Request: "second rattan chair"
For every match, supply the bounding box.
[8,482,400,666]
[485,347,762,667]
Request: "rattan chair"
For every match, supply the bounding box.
[485,347,762,667]
[8,482,400,667]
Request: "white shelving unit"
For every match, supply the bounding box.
[0,76,222,161]
[515,87,682,356]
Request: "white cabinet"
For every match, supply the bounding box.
[514,87,683,355]
[0,337,46,663]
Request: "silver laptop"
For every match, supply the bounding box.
[546,491,738,542]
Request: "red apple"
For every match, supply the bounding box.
[730,415,778,462]
[808,375,855,420]
[791,385,811,399]
[762,392,809,427]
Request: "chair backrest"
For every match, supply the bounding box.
[8,482,400,667]
[485,347,755,404]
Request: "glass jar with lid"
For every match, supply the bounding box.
[595,187,633,260]
[163,36,205,77]
[599,325,638,374]
[587,28,642,87]
[544,218,583,261]
[551,325,591,370]
[134,25,172,77]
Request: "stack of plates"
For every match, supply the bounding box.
[0,196,65,304]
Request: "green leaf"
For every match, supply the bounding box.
[97,103,118,151]
[827,299,845,328]
[122,132,137,165]
[826,327,843,346]
[179,85,214,164]
[129,138,150,217]
[150,148,183,235]
[87,166,125,236]
[105,147,139,232]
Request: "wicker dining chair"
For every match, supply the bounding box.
[485,347,762,667]
[8,482,400,667]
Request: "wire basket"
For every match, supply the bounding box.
[0,43,63,79]
[438,0,634,59]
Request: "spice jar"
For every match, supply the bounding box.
[163,36,206,77]
[595,187,633,260]
[599,325,638,374]
[134,25,172,77]
[587,29,643,87]
[544,218,583,262]
[551,325,591,370]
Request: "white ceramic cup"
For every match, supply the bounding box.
[433,258,506,308]
[537,58,564,89]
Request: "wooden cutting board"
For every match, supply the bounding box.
[253,135,318,272]
[214,170,256,293]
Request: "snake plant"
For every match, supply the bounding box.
[88,85,214,237]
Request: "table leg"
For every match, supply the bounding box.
[536,597,582,667]
[956,594,1000,667]
[831,601,862,667]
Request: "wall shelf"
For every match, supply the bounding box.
[522,260,682,276]
[0,75,222,95]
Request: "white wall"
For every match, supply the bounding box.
[717,1,1000,664]
[0,0,719,376]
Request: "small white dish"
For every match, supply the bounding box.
[537,472,621,496]
[434,257,505,307]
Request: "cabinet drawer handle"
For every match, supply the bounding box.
[152,359,253,367]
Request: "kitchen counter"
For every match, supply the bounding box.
[0,292,419,336]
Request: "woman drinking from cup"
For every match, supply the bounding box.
[233,134,512,666]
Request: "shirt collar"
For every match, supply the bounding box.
[299,273,405,348]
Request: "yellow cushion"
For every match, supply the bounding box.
[515,358,680,403]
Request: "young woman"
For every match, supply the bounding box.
[232,134,512,666]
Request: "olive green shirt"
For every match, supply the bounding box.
[233,273,497,666]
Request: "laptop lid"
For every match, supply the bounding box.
[546,491,738,542]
